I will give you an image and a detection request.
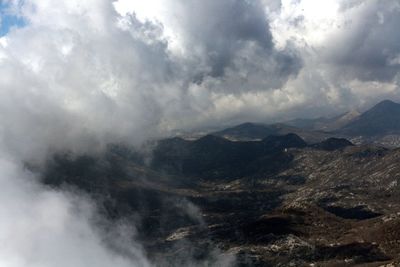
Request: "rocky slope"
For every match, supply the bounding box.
[38,135,400,266]
[181,100,400,148]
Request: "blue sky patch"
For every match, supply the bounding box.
[0,2,25,36]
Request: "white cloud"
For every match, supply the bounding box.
[0,156,151,267]
[0,0,397,161]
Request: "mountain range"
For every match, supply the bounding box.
[209,99,400,147]
[37,99,400,266]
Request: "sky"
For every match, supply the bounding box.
[1,0,400,140]
[0,2,24,36]
[0,0,400,266]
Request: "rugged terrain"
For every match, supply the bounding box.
[214,100,400,148]
[37,132,400,266]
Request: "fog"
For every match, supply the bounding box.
[0,156,153,267]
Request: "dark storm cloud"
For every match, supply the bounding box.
[325,0,400,82]
[165,0,302,90]
[179,0,273,77]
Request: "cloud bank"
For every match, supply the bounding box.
[0,156,151,267]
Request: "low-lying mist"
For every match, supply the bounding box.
[0,156,152,266]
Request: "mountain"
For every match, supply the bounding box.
[151,133,307,180]
[311,137,354,151]
[285,100,400,147]
[34,100,400,266]
[286,110,360,132]
[340,100,400,137]
[285,117,332,130]
[211,122,282,140]
[216,101,397,142]
[319,110,361,131]
[40,137,400,266]
[212,122,331,143]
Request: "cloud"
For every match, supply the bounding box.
[0,0,307,162]
[0,156,151,267]
[0,1,249,266]
[323,0,400,82]
[115,0,302,90]
[0,1,218,266]
[0,0,175,161]
[163,0,276,78]
[112,0,400,124]
[2,0,399,136]
[6,0,399,147]
[263,0,400,115]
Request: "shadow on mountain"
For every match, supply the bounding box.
[321,205,382,220]
[311,137,354,151]
[151,133,307,180]
[340,100,400,137]
[35,124,400,265]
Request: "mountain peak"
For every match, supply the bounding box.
[363,99,400,116]
[372,99,399,110]
[340,99,400,136]
[312,137,354,151]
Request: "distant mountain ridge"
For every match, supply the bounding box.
[311,137,354,151]
[212,122,331,143]
[212,122,283,140]
[339,100,400,137]
[152,133,307,180]
[210,99,400,147]
[285,99,400,137]
[286,110,360,132]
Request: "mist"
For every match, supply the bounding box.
[0,156,153,267]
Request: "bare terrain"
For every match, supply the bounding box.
[38,133,400,266]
